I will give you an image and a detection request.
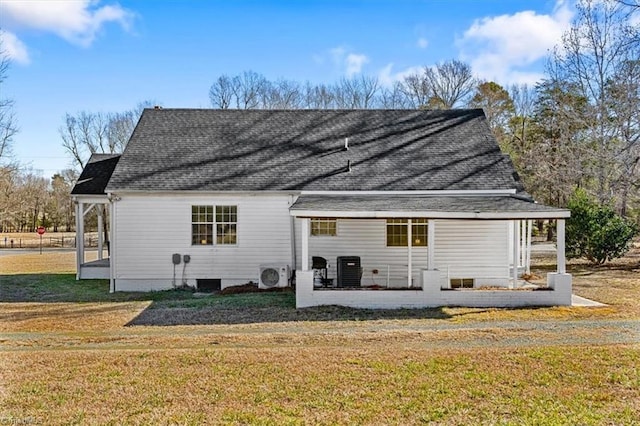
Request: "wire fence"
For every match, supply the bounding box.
[1,233,101,249]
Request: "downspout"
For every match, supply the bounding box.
[407,219,412,288]
[289,195,297,272]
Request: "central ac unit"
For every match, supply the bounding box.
[258,264,290,289]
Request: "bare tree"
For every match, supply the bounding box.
[616,0,639,9]
[424,59,477,108]
[209,74,236,109]
[232,71,268,109]
[399,73,430,108]
[262,79,303,109]
[553,0,640,209]
[379,81,410,109]
[60,102,153,169]
[302,82,336,109]
[608,58,640,215]
[60,112,108,168]
[0,37,18,162]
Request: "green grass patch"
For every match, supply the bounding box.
[0,274,194,303]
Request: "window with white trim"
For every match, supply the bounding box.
[192,205,213,245]
[191,205,237,245]
[216,205,237,245]
[311,218,337,236]
[386,218,428,247]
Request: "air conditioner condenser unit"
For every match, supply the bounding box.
[258,264,290,289]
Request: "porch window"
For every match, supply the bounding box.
[450,278,474,289]
[311,218,337,236]
[191,205,237,245]
[216,205,237,245]
[386,218,428,247]
[192,205,213,245]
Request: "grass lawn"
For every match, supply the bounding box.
[1,245,639,424]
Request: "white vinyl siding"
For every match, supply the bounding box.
[433,220,509,284]
[113,194,292,288]
[296,218,509,288]
[296,219,428,288]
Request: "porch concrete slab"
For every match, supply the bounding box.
[572,294,607,307]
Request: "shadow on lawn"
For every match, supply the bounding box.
[124,296,457,326]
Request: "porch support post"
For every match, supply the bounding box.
[427,219,435,270]
[75,201,83,280]
[109,197,116,293]
[557,219,566,274]
[526,220,532,274]
[511,219,519,288]
[520,220,526,268]
[97,206,104,261]
[301,218,310,271]
[407,219,412,288]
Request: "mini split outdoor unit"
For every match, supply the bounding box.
[258,264,290,289]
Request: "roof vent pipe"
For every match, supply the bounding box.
[344,137,349,150]
[347,160,352,172]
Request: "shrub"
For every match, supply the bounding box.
[566,189,638,265]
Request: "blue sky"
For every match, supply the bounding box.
[0,0,574,177]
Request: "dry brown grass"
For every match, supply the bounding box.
[1,343,638,425]
[527,239,640,319]
[0,251,100,274]
[1,242,639,424]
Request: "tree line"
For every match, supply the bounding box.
[206,2,639,220]
[1,0,638,241]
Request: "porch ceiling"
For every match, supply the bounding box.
[289,194,570,219]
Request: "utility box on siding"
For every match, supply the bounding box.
[337,256,362,287]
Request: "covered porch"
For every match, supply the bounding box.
[74,196,110,280]
[70,154,120,281]
[290,193,572,309]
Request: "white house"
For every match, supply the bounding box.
[72,108,572,308]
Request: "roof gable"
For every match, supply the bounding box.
[105,109,524,193]
[71,154,121,195]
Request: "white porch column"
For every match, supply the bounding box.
[407,219,412,288]
[557,219,566,274]
[520,220,526,268]
[525,220,533,274]
[427,219,435,270]
[97,206,104,260]
[511,219,519,288]
[109,197,116,293]
[301,218,310,271]
[75,201,83,280]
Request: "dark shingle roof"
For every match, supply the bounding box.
[71,154,121,195]
[106,109,525,192]
[290,195,569,219]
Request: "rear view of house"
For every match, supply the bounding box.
[72,108,572,308]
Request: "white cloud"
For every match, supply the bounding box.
[0,30,29,64]
[325,46,369,76]
[345,53,368,76]
[457,0,573,84]
[417,37,429,49]
[378,63,423,87]
[0,0,134,51]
